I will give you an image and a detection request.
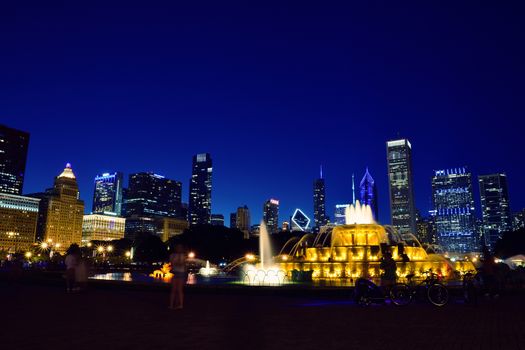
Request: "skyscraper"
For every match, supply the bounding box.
[478,173,512,249]
[29,163,85,251]
[189,153,212,225]
[359,167,378,220]
[0,124,30,195]
[92,172,123,215]
[263,199,279,234]
[125,172,182,218]
[386,139,416,234]
[431,168,477,253]
[313,167,328,231]
[236,205,251,238]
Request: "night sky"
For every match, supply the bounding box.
[2,2,524,226]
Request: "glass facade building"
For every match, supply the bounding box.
[313,176,328,231]
[125,172,182,218]
[92,172,123,215]
[263,198,279,234]
[0,124,30,195]
[387,139,416,234]
[431,168,477,253]
[334,204,350,225]
[359,168,378,221]
[236,205,251,238]
[478,173,512,249]
[189,153,212,225]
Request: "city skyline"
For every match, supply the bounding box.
[3,121,524,228]
[2,2,525,227]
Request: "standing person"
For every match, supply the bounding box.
[379,251,397,288]
[64,244,80,293]
[75,255,89,292]
[169,244,186,310]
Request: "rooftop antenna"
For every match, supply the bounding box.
[352,173,356,204]
[320,165,323,179]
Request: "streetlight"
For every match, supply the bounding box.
[188,252,195,259]
[106,245,114,252]
[25,252,32,259]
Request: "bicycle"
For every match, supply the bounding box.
[390,270,449,307]
[462,269,482,304]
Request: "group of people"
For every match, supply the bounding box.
[64,244,88,293]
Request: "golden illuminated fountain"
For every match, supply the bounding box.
[279,201,473,283]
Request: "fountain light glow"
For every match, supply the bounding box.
[345,200,375,224]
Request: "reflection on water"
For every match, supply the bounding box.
[90,271,238,285]
[90,272,165,283]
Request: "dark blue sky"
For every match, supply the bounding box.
[2,1,524,226]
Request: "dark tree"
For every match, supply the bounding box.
[494,228,525,258]
[133,233,168,263]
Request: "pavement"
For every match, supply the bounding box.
[2,281,524,350]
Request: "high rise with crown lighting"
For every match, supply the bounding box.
[0,124,30,195]
[387,139,416,234]
[478,173,512,250]
[189,153,213,225]
[359,167,378,220]
[28,164,85,251]
[313,167,328,231]
[431,167,477,253]
[92,172,123,215]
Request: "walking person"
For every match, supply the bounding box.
[65,244,80,293]
[169,244,187,310]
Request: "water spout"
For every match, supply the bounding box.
[345,200,375,225]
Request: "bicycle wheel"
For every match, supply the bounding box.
[390,284,412,306]
[427,283,449,306]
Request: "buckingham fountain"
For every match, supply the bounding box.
[241,201,473,285]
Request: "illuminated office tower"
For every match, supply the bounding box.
[82,213,126,245]
[29,163,85,252]
[334,204,350,225]
[211,214,225,226]
[263,199,279,234]
[0,193,40,252]
[92,172,123,215]
[125,172,182,218]
[189,153,212,225]
[386,139,416,234]
[359,167,378,220]
[0,124,30,195]
[236,205,251,238]
[313,167,328,231]
[478,173,512,249]
[431,168,477,253]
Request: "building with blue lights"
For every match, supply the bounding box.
[431,167,478,253]
[92,172,123,215]
[189,153,213,225]
[359,167,378,221]
[291,208,311,232]
[0,193,40,252]
[334,204,350,225]
[387,139,417,234]
[0,124,30,195]
[478,173,512,250]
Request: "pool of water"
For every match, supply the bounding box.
[89,271,239,285]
